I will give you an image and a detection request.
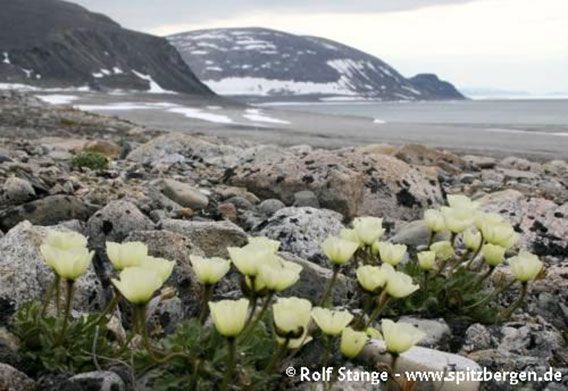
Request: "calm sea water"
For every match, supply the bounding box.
[262,99,568,129]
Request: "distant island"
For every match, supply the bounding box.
[168,27,465,102]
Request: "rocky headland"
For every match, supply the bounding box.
[1,90,568,390]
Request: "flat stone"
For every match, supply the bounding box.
[159,179,209,210]
[161,219,247,258]
[398,316,452,350]
[0,195,95,231]
[258,198,286,216]
[1,176,35,205]
[280,252,355,306]
[86,200,154,248]
[294,190,320,208]
[63,371,125,391]
[255,207,344,265]
[0,363,35,391]
[360,340,481,391]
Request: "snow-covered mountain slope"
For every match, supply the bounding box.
[0,0,213,95]
[168,28,464,101]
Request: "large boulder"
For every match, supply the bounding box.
[0,363,35,391]
[0,195,95,231]
[255,207,344,265]
[0,221,104,319]
[479,190,568,258]
[227,147,443,219]
[86,200,154,249]
[161,219,247,258]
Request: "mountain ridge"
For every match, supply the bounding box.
[168,27,464,101]
[0,0,213,95]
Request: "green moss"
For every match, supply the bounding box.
[71,151,109,170]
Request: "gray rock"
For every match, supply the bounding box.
[463,155,497,169]
[146,296,184,336]
[258,198,286,216]
[0,327,20,366]
[225,196,253,210]
[462,323,493,352]
[398,316,451,350]
[360,340,481,391]
[86,200,154,248]
[63,371,125,391]
[390,220,450,248]
[255,207,344,265]
[280,252,355,306]
[0,221,104,318]
[293,190,320,208]
[161,219,247,257]
[159,179,209,210]
[0,363,35,391]
[0,195,95,231]
[1,176,35,205]
[499,156,536,171]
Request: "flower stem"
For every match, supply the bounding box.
[240,292,274,341]
[265,337,289,373]
[475,266,495,288]
[427,231,435,248]
[220,337,236,391]
[41,275,57,317]
[465,280,516,310]
[198,284,213,324]
[365,291,391,328]
[466,237,484,270]
[56,280,74,345]
[319,265,340,307]
[244,292,258,328]
[500,282,528,320]
[55,275,61,315]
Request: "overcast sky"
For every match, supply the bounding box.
[74,0,568,95]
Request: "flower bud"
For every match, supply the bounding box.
[356,264,394,293]
[353,217,385,245]
[321,236,359,265]
[366,327,383,339]
[208,298,249,337]
[272,297,312,338]
[106,241,148,270]
[509,251,543,282]
[382,319,425,354]
[228,244,271,276]
[40,231,93,281]
[247,236,281,253]
[441,206,474,233]
[385,271,419,298]
[423,209,445,232]
[112,267,163,304]
[256,256,302,292]
[417,251,436,270]
[481,221,516,248]
[481,244,506,266]
[463,229,482,251]
[311,307,353,336]
[340,327,368,358]
[339,228,362,247]
[374,242,407,266]
[189,255,230,285]
[139,256,175,284]
[429,241,455,261]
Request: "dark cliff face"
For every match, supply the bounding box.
[168,27,465,101]
[408,74,466,100]
[0,0,213,95]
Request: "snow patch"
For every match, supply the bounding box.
[36,94,79,105]
[131,70,177,94]
[243,109,290,125]
[373,118,387,124]
[203,77,357,96]
[168,107,234,124]
[2,52,10,64]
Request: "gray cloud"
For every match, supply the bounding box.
[72,0,478,33]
